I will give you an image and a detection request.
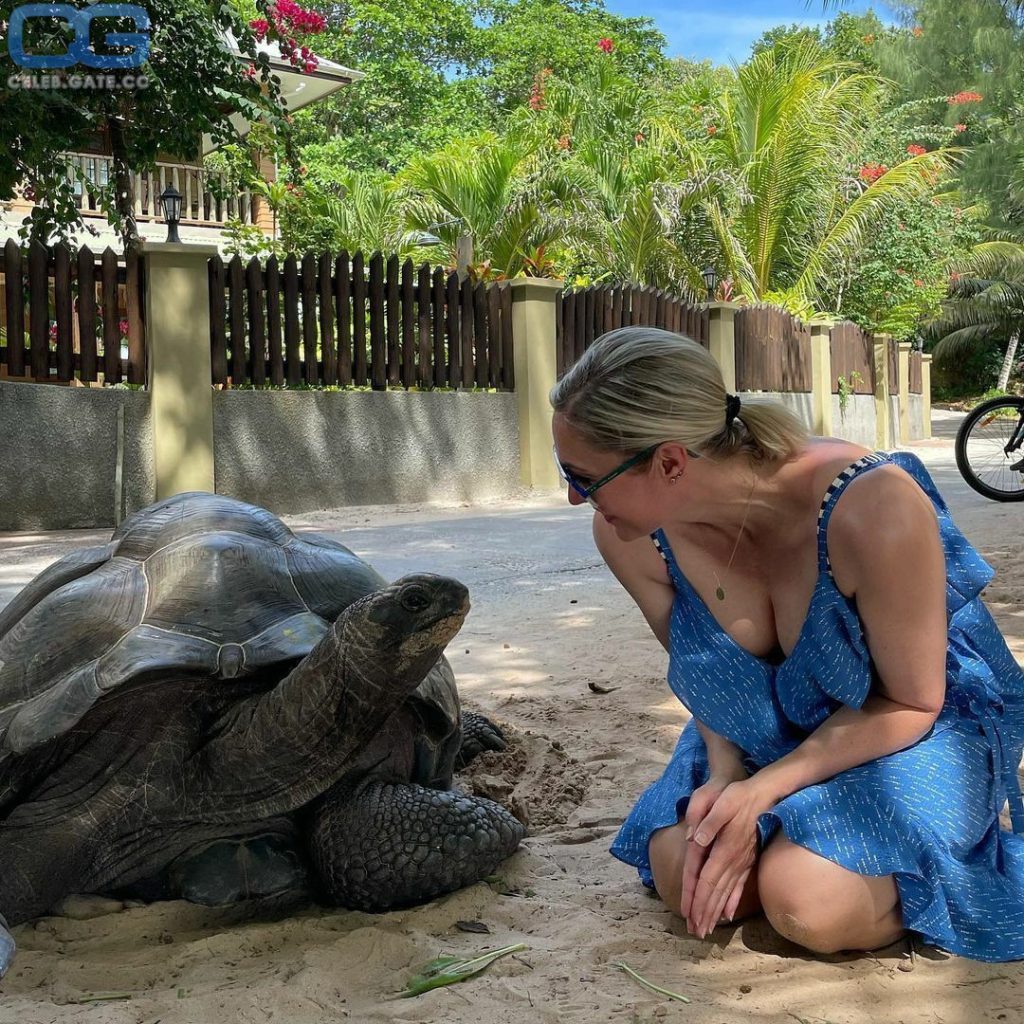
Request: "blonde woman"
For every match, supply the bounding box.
[550,326,1024,961]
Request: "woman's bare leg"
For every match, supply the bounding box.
[757,835,904,954]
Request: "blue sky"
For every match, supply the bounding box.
[604,0,898,66]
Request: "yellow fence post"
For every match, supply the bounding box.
[808,319,835,437]
[141,240,217,500]
[898,341,912,445]
[707,301,739,393]
[921,353,933,440]
[510,278,562,489]
[873,333,892,450]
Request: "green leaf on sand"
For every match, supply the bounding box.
[610,961,691,1003]
[399,942,527,997]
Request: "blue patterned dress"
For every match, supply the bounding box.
[610,450,1024,962]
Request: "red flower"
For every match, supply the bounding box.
[119,319,130,337]
[913,278,924,287]
[954,123,967,133]
[862,33,875,43]
[950,272,961,283]
[48,323,58,341]
[858,162,887,183]
[634,132,644,143]
[528,68,551,111]
[911,26,923,37]
[906,143,927,156]
[597,37,615,53]
[557,135,571,150]
[707,124,717,135]
[249,17,269,38]
[243,63,257,80]
[948,91,983,104]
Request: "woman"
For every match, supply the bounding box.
[550,327,1024,962]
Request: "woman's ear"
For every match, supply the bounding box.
[656,443,689,483]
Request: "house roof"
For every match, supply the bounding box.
[202,34,363,154]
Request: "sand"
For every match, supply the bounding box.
[0,415,1022,1023]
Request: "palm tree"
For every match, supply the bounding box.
[930,239,1024,389]
[399,131,567,278]
[519,62,727,294]
[706,42,957,307]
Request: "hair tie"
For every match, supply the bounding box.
[725,393,742,428]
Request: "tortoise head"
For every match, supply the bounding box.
[342,574,470,686]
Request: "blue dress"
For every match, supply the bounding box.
[610,450,1024,962]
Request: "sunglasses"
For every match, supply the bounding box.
[553,443,659,507]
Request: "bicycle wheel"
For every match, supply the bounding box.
[955,396,1024,501]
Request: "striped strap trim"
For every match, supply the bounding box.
[816,452,890,577]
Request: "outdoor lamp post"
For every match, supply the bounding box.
[159,184,183,244]
[702,265,718,301]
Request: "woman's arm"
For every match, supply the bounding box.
[592,515,746,778]
[748,466,948,805]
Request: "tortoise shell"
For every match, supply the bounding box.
[0,492,387,759]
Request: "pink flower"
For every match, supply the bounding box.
[597,37,615,53]
[557,135,571,150]
[913,278,924,287]
[906,143,927,156]
[954,123,967,133]
[119,319,130,337]
[249,17,269,38]
[243,63,257,81]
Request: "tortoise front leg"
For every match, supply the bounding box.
[455,712,508,770]
[309,781,525,911]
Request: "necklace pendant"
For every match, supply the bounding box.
[715,585,726,601]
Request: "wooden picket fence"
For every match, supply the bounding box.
[909,350,923,394]
[829,321,875,394]
[734,305,812,392]
[0,240,145,384]
[209,251,514,390]
[556,284,709,377]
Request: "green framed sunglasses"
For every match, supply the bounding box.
[553,443,659,507]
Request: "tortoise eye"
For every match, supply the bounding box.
[400,586,432,613]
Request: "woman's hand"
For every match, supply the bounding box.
[679,765,747,931]
[686,776,776,938]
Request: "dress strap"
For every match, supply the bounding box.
[816,452,891,579]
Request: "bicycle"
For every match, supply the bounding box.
[955,395,1024,501]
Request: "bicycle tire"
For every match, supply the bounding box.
[954,396,1024,501]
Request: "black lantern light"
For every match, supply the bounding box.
[159,184,182,244]
[701,264,718,300]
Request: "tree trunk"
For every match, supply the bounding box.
[997,330,1020,391]
[107,116,139,253]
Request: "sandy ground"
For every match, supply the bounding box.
[0,410,1022,1024]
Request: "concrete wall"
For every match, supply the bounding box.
[908,394,925,441]
[0,381,154,531]
[830,393,877,448]
[213,390,521,514]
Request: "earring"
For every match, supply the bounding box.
[669,471,684,483]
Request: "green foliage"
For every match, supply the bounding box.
[474,0,669,108]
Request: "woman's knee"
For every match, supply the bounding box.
[757,839,857,954]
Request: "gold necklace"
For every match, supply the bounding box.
[713,473,757,601]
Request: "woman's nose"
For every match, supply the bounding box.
[567,486,587,506]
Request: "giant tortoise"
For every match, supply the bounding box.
[0,493,524,973]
